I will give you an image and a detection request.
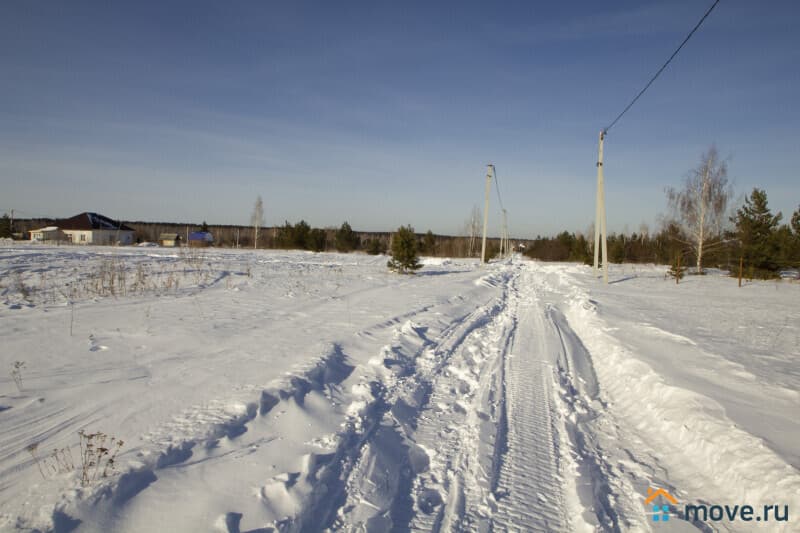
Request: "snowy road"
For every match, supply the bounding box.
[2,246,799,532]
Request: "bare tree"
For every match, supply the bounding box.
[666,146,732,272]
[463,205,482,257]
[638,222,649,245]
[251,195,264,249]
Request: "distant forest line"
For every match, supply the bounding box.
[5,188,799,279]
[5,217,523,259]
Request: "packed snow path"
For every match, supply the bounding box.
[2,247,799,532]
[400,265,573,532]
[326,264,606,532]
[490,270,568,531]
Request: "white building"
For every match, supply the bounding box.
[59,212,135,245]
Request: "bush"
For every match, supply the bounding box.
[387,225,422,274]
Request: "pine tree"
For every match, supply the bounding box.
[308,228,326,252]
[731,189,782,276]
[423,230,436,256]
[667,253,686,283]
[778,205,800,269]
[292,220,311,249]
[0,214,11,239]
[791,205,800,236]
[335,222,359,252]
[387,225,422,274]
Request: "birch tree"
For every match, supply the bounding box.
[666,146,732,272]
[251,195,264,249]
[464,205,482,257]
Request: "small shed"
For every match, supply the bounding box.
[159,233,182,247]
[188,231,213,247]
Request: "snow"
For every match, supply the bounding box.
[1,245,798,532]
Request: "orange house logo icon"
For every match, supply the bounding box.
[645,487,678,522]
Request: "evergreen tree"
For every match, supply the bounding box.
[308,228,326,252]
[667,253,687,283]
[0,214,11,239]
[609,234,626,263]
[294,220,311,249]
[423,230,436,256]
[732,189,782,276]
[773,226,796,269]
[791,205,800,236]
[365,238,386,255]
[570,234,591,264]
[335,222,359,252]
[276,221,294,248]
[201,221,209,233]
[774,205,800,269]
[387,225,422,273]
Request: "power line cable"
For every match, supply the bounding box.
[604,0,722,133]
[492,166,505,212]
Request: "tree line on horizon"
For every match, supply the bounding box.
[3,145,796,277]
[2,215,508,259]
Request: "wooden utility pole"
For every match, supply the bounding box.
[480,164,493,264]
[593,130,609,284]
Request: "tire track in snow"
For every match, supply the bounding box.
[404,264,572,532]
[488,269,569,532]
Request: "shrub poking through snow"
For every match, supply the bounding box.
[77,430,124,486]
[11,361,25,392]
[26,443,75,480]
[387,225,422,274]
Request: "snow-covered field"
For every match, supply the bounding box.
[1,245,798,532]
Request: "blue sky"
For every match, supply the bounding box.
[1,1,798,237]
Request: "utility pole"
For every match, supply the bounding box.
[593,130,609,284]
[501,208,509,259]
[481,164,493,265]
